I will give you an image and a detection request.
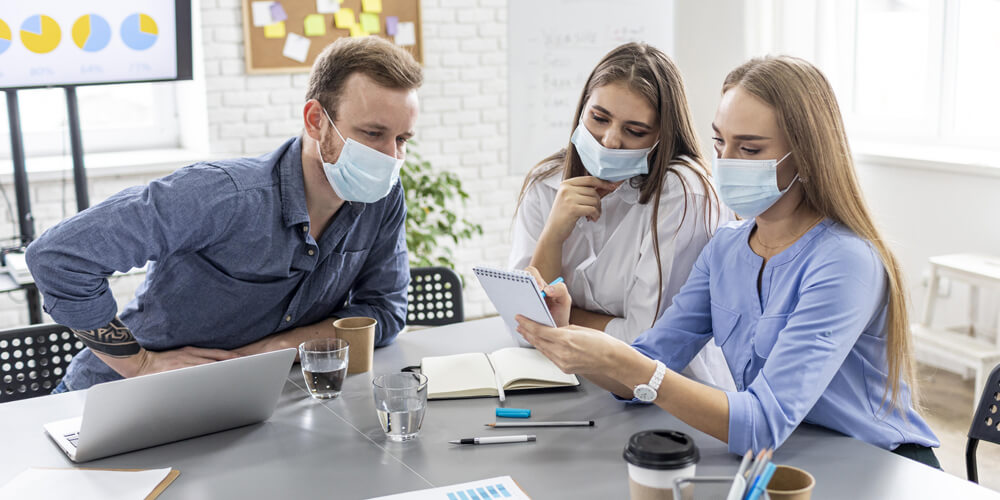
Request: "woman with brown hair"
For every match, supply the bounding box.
[508,42,734,390]
[515,55,941,467]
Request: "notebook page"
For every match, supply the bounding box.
[473,267,555,347]
[421,352,497,398]
[488,347,579,389]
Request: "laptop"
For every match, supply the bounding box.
[44,347,297,462]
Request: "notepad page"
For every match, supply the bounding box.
[0,467,172,500]
[473,267,555,347]
[488,347,579,390]
[421,352,498,398]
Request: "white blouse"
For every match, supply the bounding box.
[509,160,736,390]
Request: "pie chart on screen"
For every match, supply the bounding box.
[0,19,11,55]
[72,14,111,52]
[120,13,158,51]
[20,15,61,54]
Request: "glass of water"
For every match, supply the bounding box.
[299,338,349,399]
[372,372,428,442]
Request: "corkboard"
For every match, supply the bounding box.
[241,0,423,73]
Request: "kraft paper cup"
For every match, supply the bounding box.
[765,464,815,500]
[333,316,376,374]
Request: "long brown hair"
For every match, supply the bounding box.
[515,42,717,322]
[723,56,918,414]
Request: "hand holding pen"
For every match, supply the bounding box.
[524,267,570,327]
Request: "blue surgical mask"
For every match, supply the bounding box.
[570,121,657,182]
[713,152,797,218]
[318,108,404,203]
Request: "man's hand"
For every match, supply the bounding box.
[133,347,240,377]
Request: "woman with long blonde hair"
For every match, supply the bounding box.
[514,55,941,467]
[508,42,734,390]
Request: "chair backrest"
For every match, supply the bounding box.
[407,266,464,326]
[0,324,83,403]
[966,362,1000,482]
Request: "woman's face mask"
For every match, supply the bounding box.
[570,121,658,182]
[713,152,797,218]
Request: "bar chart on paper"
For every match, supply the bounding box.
[367,476,529,500]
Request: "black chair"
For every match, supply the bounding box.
[967,362,1000,482]
[407,267,464,326]
[0,324,83,403]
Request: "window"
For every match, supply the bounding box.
[751,0,1000,151]
[0,82,179,160]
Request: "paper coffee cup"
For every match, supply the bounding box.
[624,430,699,500]
[333,317,376,374]
[765,465,815,500]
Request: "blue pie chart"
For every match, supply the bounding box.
[120,13,158,51]
[72,15,111,52]
[0,19,11,55]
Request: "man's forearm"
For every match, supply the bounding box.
[71,317,146,377]
[237,318,340,357]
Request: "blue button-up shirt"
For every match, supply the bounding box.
[632,219,939,454]
[26,137,409,390]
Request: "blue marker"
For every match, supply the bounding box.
[744,462,777,500]
[539,277,564,298]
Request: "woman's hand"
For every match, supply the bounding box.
[540,176,618,243]
[515,314,628,376]
[524,266,571,327]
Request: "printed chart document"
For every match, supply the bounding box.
[0,467,177,500]
[367,475,530,499]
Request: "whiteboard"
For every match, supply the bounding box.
[507,0,674,175]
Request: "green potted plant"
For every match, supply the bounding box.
[401,143,483,270]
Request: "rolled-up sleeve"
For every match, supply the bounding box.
[725,242,886,454]
[333,182,409,346]
[25,166,238,330]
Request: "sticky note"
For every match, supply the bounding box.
[359,13,380,34]
[282,32,311,62]
[304,14,326,36]
[263,21,286,38]
[270,2,288,22]
[317,0,340,14]
[334,8,356,28]
[349,24,367,38]
[394,22,415,46]
[362,0,382,13]
[251,1,275,26]
[385,16,399,35]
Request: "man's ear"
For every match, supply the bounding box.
[302,99,325,142]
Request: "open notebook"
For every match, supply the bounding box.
[421,347,579,399]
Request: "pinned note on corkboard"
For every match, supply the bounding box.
[240,0,423,73]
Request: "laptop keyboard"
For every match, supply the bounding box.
[64,432,80,448]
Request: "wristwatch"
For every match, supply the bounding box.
[633,360,666,402]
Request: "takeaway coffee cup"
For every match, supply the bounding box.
[624,430,699,500]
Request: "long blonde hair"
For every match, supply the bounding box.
[515,42,717,321]
[723,56,918,413]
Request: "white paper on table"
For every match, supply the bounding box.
[282,33,311,63]
[365,475,529,500]
[251,1,276,26]
[0,467,172,500]
[394,22,416,46]
[317,0,341,14]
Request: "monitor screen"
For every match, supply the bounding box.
[0,0,192,90]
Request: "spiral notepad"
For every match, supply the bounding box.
[473,266,556,347]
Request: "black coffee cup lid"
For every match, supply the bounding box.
[623,430,699,470]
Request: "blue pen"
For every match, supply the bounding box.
[744,463,777,500]
[539,277,564,298]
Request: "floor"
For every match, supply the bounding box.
[917,363,1000,492]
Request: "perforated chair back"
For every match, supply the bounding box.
[407,267,464,326]
[967,362,1000,482]
[0,324,83,403]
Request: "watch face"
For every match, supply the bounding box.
[634,384,656,402]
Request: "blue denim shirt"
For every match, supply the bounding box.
[26,137,409,390]
[632,219,939,454]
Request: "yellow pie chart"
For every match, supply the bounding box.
[0,19,11,55]
[20,15,61,54]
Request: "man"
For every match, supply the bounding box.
[26,36,422,391]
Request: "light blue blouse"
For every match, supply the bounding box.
[632,219,939,454]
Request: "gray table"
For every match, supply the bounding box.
[1,317,997,499]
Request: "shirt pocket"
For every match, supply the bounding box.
[753,313,790,359]
[710,301,741,347]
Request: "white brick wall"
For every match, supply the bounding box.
[0,0,519,326]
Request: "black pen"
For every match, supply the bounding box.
[486,420,594,428]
